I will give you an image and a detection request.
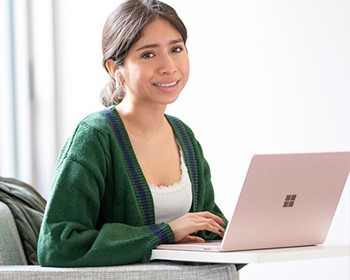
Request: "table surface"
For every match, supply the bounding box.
[151,245,349,263]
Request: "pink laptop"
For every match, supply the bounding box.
[157,151,350,252]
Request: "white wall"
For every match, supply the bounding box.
[50,0,350,279]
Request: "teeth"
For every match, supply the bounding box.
[155,81,177,87]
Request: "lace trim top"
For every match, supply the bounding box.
[149,147,192,224]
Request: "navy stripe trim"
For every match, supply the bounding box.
[101,109,152,225]
[166,116,199,211]
[149,224,170,244]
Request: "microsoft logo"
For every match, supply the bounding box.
[283,194,297,208]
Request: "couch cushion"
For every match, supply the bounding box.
[0,262,238,279]
[0,202,27,265]
[0,176,46,265]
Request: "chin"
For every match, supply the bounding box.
[164,95,181,105]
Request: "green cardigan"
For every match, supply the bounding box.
[37,106,227,267]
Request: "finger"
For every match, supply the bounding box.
[195,211,225,225]
[193,220,225,236]
[198,216,226,232]
[187,213,225,231]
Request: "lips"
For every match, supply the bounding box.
[153,81,178,87]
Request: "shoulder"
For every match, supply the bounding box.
[165,114,195,138]
[166,114,205,156]
[78,107,115,134]
[66,106,121,143]
[58,107,117,159]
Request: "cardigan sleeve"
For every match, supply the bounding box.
[195,141,229,241]
[37,120,174,267]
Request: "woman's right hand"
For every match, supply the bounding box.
[168,211,225,243]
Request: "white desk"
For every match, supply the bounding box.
[151,245,349,264]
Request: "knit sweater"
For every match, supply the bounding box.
[37,106,227,267]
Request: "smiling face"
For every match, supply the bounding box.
[118,18,190,108]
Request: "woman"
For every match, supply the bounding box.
[38,0,227,267]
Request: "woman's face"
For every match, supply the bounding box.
[119,18,190,107]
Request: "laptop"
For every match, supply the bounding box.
[157,151,350,252]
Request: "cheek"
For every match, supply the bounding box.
[180,58,190,82]
[123,65,144,88]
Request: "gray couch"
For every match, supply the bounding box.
[0,200,239,279]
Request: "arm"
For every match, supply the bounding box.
[166,115,228,243]
[38,122,174,267]
[196,155,229,240]
[165,148,227,243]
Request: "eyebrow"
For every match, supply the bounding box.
[135,39,184,52]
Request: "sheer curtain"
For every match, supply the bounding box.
[0,0,18,178]
[0,0,58,198]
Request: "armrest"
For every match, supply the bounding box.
[0,262,238,280]
[0,202,27,265]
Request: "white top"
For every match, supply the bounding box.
[149,148,192,224]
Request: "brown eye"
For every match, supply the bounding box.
[172,47,183,53]
[142,52,155,59]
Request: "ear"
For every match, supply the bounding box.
[105,59,117,77]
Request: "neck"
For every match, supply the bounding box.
[115,98,168,136]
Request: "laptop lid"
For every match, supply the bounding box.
[221,151,350,251]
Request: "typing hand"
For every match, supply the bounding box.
[168,211,225,243]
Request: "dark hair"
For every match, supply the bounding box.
[100,0,187,106]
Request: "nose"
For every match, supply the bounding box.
[158,54,177,75]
